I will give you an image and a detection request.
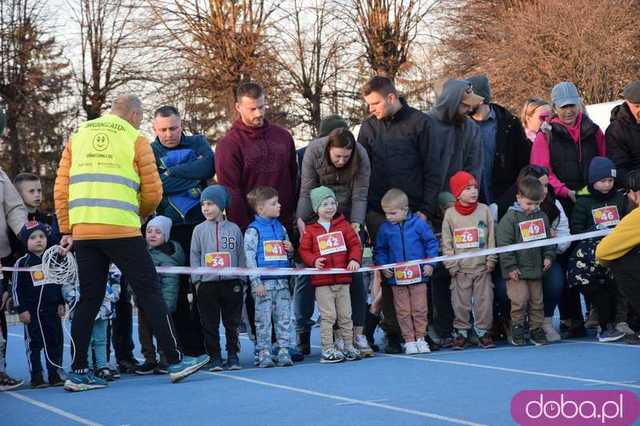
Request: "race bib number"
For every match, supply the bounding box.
[317,231,347,256]
[394,264,422,285]
[205,252,231,269]
[30,268,46,287]
[263,240,287,261]
[518,218,547,242]
[592,206,620,228]
[454,227,480,249]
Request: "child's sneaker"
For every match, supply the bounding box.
[320,348,344,364]
[478,334,495,349]
[108,366,121,379]
[416,338,431,353]
[288,347,305,362]
[155,362,169,374]
[95,368,113,382]
[404,341,419,355]
[64,370,108,392]
[208,357,224,372]
[134,361,157,375]
[597,324,625,343]
[167,354,210,383]
[584,307,599,329]
[0,372,24,391]
[253,348,260,366]
[452,332,467,350]
[30,373,48,389]
[510,324,526,346]
[542,317,561,342]
[226,354,242,370]
[425,335,440,352]
[354,335,374,357]
[276,348,293,367]
[529,327,548,346]
[48,369,65,386]
[343,346,361,361]
[258,349,275,368]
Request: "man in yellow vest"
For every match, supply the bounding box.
[55,94,209,392]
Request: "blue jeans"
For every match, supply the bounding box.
[88,319,108,369]
[543,261,564,318]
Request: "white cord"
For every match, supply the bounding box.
[36,245,79,371]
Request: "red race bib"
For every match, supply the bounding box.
[518,218,547,242]
[394,264,422,285]
[205,252,231,269]
[317,231,347,256]
[454,227,480,249]
[592,206,620,228]
[263,240,287,261]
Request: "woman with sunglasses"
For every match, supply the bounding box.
[494,165,570,342]
[521,98,553,145]
[296,124,373,357]
[530,82,606,215]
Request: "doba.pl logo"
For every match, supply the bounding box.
[511,391,640,425]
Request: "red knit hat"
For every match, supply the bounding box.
[449,171,478,198]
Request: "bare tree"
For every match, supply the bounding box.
[344,0,441,80]
[273,0,357,135]
[145,0,278,137]
[0,0,72,179]
[438,0,640,110]
[69,0,144,120]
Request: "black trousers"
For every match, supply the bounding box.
[589,279,618,329]
[430,263,454,337]
[72,237,181,370]
[197,280,243,357]
[609,247,640,315]
[111,277,135,363]
[25,312,62,376]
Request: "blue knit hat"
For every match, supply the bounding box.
[200,184,230,210]
[19,221,50,246]
[588,156,616,185]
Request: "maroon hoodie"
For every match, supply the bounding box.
[216,119,297,230]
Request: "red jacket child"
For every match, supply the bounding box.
[299,214,362,286]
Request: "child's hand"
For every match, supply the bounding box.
[508,269,521,281]
[19,311,31,324]
[283,240,294,253]
[57,304,66,319]
[382,269,393,279]
[255,284,267,297]
[314,257,327,269]
[486,263,495,273]
[543,258,552,272]
[422,265,434,276]
[347,260,360,272]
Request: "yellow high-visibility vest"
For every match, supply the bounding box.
[68,114,141,228]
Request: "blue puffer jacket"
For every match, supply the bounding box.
[247,215,290,280]
[373,213,439,285]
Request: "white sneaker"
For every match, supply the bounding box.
[543,317,561,342]
[334,337,345,352]
[404,341,419,355]
[616,322,634,335]
[416,338,431,353]
[354,335,374,357]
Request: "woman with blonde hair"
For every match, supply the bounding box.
[521,98,553,144]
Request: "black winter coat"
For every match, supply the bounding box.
[605,103,640,188]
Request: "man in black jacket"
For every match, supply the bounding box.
[606,80,640,188]
[467,75,530,205]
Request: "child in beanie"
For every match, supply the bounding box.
[13,221,65,388]
[299,186,362,363]
[136,215,186,374]
[568,157,631,343]
[441,171,496,350]
[191,185,246,371]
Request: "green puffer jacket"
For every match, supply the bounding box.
[148,240,185,312]
[496,203,556,280]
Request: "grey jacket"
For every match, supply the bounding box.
[296,137,371,225]
[0,169,27,258]
[190,219,246,283]
[424,80,483,219]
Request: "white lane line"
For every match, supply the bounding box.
[207,372,487,426]
[384,354,640,389]
[3,391,103,426]
[337,398,390,406]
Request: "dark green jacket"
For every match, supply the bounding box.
[148,240,185,312]
[496,204,556,280]
[571,186,628,234]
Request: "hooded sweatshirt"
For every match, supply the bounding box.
[605,102,640,187]
[215,119,297,230]
[424,80,484,219]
